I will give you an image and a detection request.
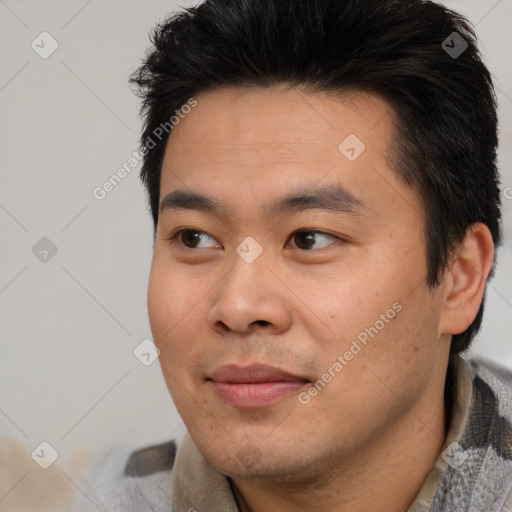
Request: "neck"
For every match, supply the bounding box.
[231,370,449,512]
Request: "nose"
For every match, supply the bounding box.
[207,251,293,336]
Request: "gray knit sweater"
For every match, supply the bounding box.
[66,355,512,511]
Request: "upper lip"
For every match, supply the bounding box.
[208,364,309,383]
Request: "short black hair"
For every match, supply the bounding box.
[130,0,502,355]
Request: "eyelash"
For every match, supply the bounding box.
[166,228,341,251]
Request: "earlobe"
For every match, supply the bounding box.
[439,223,495,336]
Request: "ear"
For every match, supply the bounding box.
[438,223,495,336]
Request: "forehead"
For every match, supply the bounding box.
[165,85,394,159]
[159,85,419,223]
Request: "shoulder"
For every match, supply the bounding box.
[124,438,177,477]
[65,439,177,512]
[463,354,512,403]
[460,354,512,447]
[458,355,512,496]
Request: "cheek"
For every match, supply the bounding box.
[147,259,207,356]
[291,264,394,343]
[147,263,210,406]
[305,259,433,372]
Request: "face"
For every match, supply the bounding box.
[148,85,449,482]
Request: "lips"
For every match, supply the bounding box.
[207,364,310,408]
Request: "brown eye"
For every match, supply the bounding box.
[291,230,337,250]
[181,230,202,248]
[173,229,219,249]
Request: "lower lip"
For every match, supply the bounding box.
[210,381,308,408]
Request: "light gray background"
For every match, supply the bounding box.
[0,0,511,493]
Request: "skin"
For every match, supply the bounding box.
[147,85,494,512]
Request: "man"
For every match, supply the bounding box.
[67,0,512,510]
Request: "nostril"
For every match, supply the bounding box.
[253,320,270,327]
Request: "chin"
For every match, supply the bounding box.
[198,437,304,480]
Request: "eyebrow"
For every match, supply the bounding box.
[159,183,367,218]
